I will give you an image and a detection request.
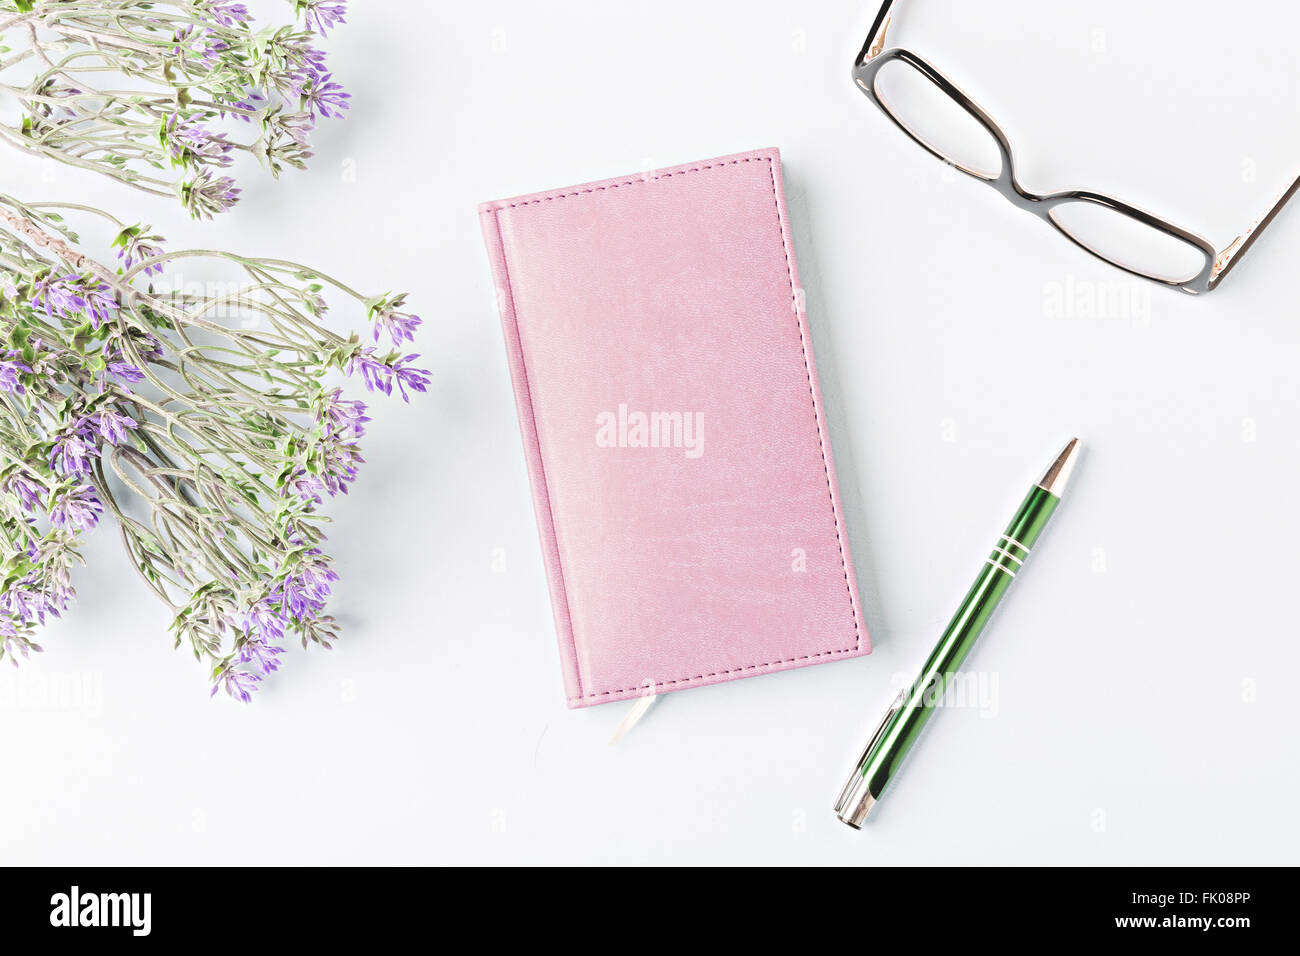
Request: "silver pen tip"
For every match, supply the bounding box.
[1037,438,1082,498]
[834,772,877,829]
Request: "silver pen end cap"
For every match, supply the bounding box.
[833,770,877,829]
[1037,437,1082,498]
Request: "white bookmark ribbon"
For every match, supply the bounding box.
[608,691,659,745]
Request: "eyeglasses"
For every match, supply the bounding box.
[853,1,1300,294]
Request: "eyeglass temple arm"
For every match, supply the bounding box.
[856,0,900,68]
[1211,170,1300,289]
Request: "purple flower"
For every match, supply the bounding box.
[85,282,119,328]
[1,576,48,626]
[321,388,369,440]
[320,435,364,496]
[49,426,96,477]
[114,229,167,277]
[0,351,32,395]
[135,332,165,363]
[4,473,44,513]
[391,354,431,402]
[1,633,42,663]
[1,542,74,629]
[237,639,284,675]
[210,1,253,27]
[106,361,145,384]
[371,307,421,346]
[345,349,430,402]
[30,274,118,327]
[278,392,372,504]
[284,468,326,505]
[273,110,316,146]
[299,0,347,36]
[163,114,235,169]
[92,407,138,445]
[271,550,337,622]
[211,665,261,703]
[173,25,230,69]
[277,39,331,100]
[346,349,391,395]
[243,600,288,643]
[50,484,102,533]
[31,273,86,320]
[180,168,242,219]
[300,71,350,120]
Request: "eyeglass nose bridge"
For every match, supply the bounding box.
[1002,178,1049,214]
[970,140,1056,219]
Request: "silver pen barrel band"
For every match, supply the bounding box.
[999,534,1031,559]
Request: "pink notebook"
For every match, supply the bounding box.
[480,148,869,708]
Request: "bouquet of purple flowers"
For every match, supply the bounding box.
[0,0,349,216]
[0,1,428,701]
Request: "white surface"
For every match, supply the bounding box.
[4,0,1299,865]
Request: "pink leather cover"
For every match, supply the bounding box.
[480,148,869,708]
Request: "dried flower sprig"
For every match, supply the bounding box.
[0,0,350,218]
[0,195,427,699]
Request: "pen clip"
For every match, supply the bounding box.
[859,688,906,765]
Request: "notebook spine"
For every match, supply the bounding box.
[478,204,585,704]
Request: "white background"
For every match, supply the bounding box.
[4,0,1299,865]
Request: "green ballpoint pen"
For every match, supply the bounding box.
[834,438,1082,827]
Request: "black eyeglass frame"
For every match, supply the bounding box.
[853,0,1300,295]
